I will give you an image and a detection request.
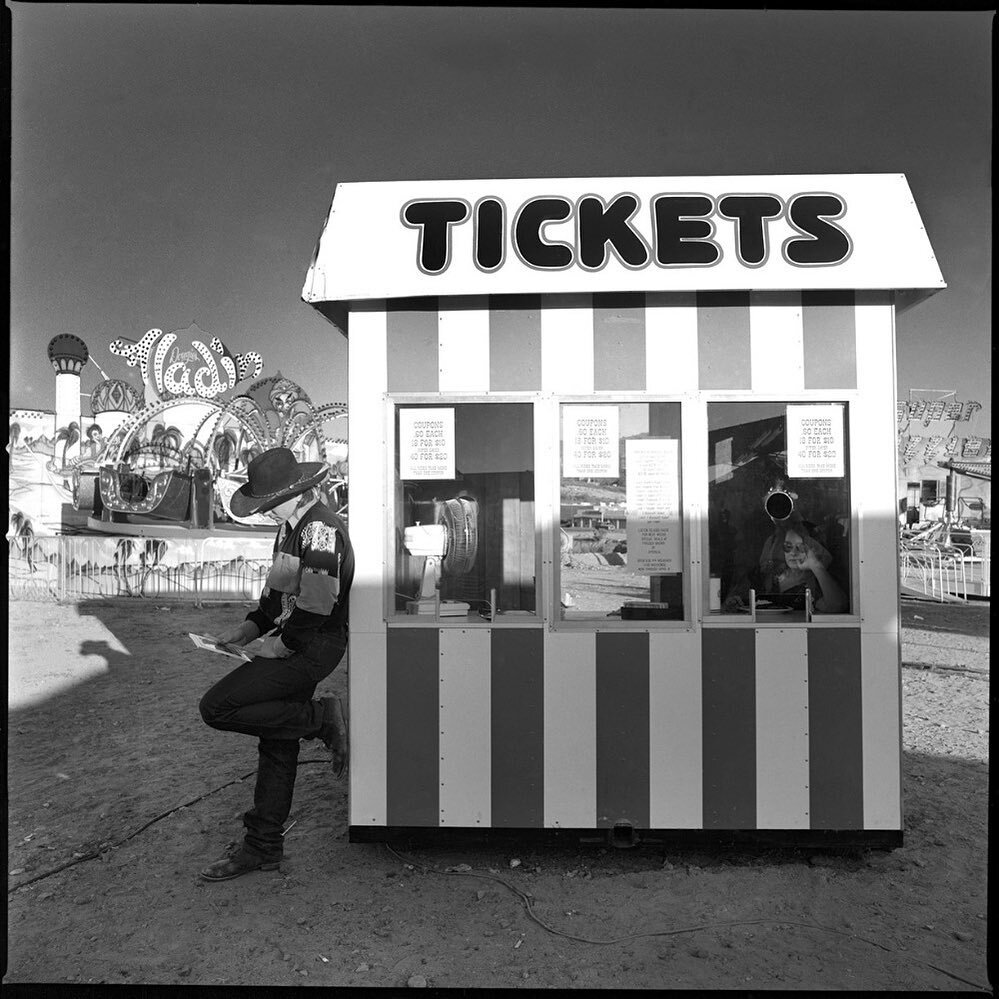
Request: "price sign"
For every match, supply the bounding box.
[399,408,455,480]
[563,406,619,478]
[787,404,845,478]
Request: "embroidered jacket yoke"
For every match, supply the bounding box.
[246,500,354,651]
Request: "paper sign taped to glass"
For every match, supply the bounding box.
[625,437,681,574]
[787,404,845,478]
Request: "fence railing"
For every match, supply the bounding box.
[968,528,991,598]
[8,534,271,602]
[10,528,991,604]
[899,526,990,602]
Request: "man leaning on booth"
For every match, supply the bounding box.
[198,446,354,881]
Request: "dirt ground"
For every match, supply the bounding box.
[5,595,991,991]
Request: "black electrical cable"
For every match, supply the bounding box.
[383,844,990,992]
[7,757,331,893]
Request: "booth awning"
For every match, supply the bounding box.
[302,173,945,330]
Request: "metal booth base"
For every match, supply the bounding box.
[350,825,903,852]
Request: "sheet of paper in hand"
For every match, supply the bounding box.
[189,633,253,662]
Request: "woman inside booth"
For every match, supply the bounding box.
[722,503,848,614]
[756,513,847,613]
[709,402,852,617]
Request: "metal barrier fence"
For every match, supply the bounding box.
[899,527,990,602]
[10,529,990,604]
[8,535,271,602]
[969,528,991,598]
[899,539,968,602]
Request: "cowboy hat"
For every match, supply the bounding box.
[230,447,328,518]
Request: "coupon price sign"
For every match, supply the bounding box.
[787,404,845,478]
[562,405,619,478]
[399,408,456,480]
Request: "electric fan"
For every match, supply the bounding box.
[403,495,479,616]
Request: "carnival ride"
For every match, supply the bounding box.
[52,326,346,533]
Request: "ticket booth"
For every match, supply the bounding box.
[302,175,944,847]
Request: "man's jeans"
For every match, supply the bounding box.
[199,631,347,859]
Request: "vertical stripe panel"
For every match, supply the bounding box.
[543,632,596,827]
[491,629,545,827]
[854,292,899,634]
[387,298,439,392]
[696,291,752,389]
[386,628,440,826]
[540,293,594,393]
[595,632,650,828]
[648,632,702,828]
[754,629,810,829]
[438,296,490,392]
[702,629,757,828]
[489,294,543,391]
[861,631,902,829]
[807,628,864,828]
[439,629,492,826]
[593,292,646,391]
[802,291,857,389]
[346,306,388,635]
[749,291,804,392]
[645,292,698,393]
[347,633,387,826]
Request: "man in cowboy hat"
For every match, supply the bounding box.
[198,446,354,881]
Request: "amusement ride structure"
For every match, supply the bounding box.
[44,326,346,535]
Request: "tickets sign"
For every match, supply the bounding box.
[303,175,945,306]
[401,191,852,275]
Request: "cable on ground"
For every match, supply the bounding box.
[7,757,330,893]
[384,844,990,992]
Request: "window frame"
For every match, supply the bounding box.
[549,393,695,632]
[700,390,862,627]
[382,390,863,630]
[385,393,543,627]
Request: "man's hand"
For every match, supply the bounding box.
[256,634,293,659]
[213,621,261,647]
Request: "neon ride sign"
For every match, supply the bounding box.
[401,192,852,276]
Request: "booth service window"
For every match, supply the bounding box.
[559,402,684,621]
[394,404,535,620]
[707,402,852,616]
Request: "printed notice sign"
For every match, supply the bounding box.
[787,404,845,478]
[626,438,681,574]
[563,406,619,478]
[400,408,456,480]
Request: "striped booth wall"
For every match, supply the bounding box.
[377,290,861,394]
[346,290,902,837]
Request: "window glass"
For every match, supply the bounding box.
[707,402,852,616]
[559,402,683,621]
[393,403,535,620]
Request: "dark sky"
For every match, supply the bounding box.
[8,6,992,425]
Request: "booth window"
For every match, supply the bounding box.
[707,402,852,616]
[393,403,535,620]
[559,402,684,621]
